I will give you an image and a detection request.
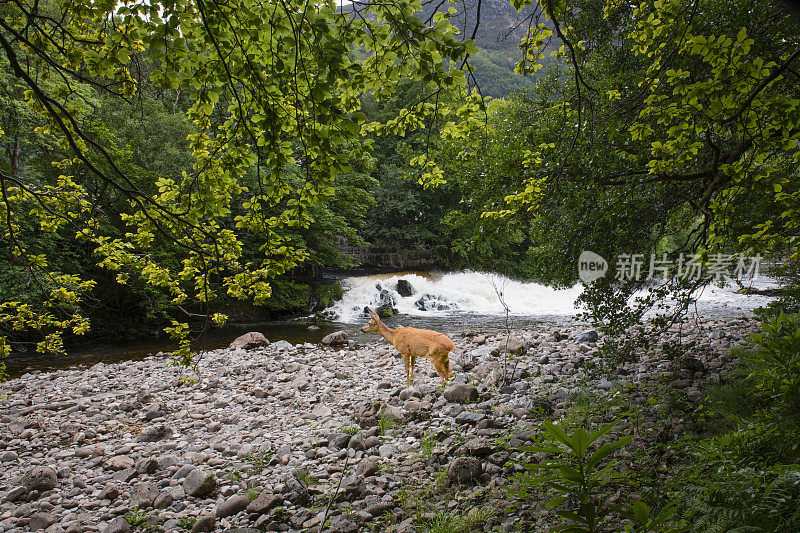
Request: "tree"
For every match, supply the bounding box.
[433,0,800,284]
[0,0,476,372]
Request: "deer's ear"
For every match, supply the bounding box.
[367,308,380,320]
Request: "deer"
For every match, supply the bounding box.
[361,307,455,388]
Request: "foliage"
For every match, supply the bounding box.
[512,421,686,532]
[0,0,477,364]
[422,508,495,533]
[745,311,800,431]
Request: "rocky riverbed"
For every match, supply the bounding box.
[0,315,760,533]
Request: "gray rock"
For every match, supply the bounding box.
[574,330,599,343]
[378,443,397,458]
[396,517,418,533]
[321,331,348,346]
[443,384,479,404]
[378,403,405,424]
[347,434,365,451]
[183,468,217,497]
[246,491,280,515]
[328,515,359,533]
[191,514,216,533]
[447,456,482,483]
[98,484,120,501]
[396,279,415,297]
[101,517,131,533]
[135,457,158,474]
[272,340,294,350]
[131,481,159,508]
[311,404,332,418]
[463,437,495,457]
[21,466,58,494]
[138,423,172,442]
[1,451,19,463]
[334,475,366,502]
[229,332,270,350]
[455,411,485,425]
[105,455,135,471]
[283,475,309,505]
[4,485,26,502]
[216,493,250,517]
[354,458,379,478]
[153,491,173,509]
[504,335,529,354]
[28,512,57,531]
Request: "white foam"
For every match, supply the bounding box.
[325,271,584,323]
[323,271,779,324]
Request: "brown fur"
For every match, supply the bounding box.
[361,307,455,388]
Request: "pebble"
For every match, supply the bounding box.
[0,317,758,531]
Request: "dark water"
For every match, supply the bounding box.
[4,313,574,379]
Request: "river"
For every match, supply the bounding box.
[3,270,776,378]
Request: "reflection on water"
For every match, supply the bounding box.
[4,314,572,379]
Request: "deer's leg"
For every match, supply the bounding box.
[402,353,411,388]
[409,355,417,386]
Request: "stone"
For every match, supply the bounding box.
[4,485,26,502]
[105,456,134,471]
[347,434,365,451]
[328,515,359,533]
[354,458,379,478]
[321,331,348,346]
[191,514,216,533]
[283,475,309,505]
[229,332,270,350]
[21,466,58,494]
[378,403,406,424]
[574,330,599,343]
[334,475,366,502]
[131,481,159,508]
[135,457,158,474]
[447,456,482,484]
[1,450,19,463]
[153,491,173,509]
[311,404,332,418]
[101,517,131,533]
[455,411,485,425]
[216,493,250,518]
[504,335,528,354]
[246,491,280,515]
[28,512,57,531]
[138,423,172,442]
[98,484,120,501]
[396,517,417,533]
[463,437,495,457]
[396,279,415,297]
[443,383,479,404]
[183,468,217,497]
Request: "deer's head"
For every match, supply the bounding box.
[361,308,381,333]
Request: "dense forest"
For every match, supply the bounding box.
[1,0,800,530]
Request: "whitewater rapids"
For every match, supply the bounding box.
[322,271,778,324]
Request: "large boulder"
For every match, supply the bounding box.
[20,466,58,494]
[396,279,415,297]
[246,491,281,515]
[229,332,270,350]
[443,384,479,404]
[321,331,348,346]
[447,456,482,484]
[131,481,159,508]
[183,469,217,497]
[574,330,599,343]
[216,494,250,518]
[334,475,367,502]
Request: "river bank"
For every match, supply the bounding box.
[0,313,760,532]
